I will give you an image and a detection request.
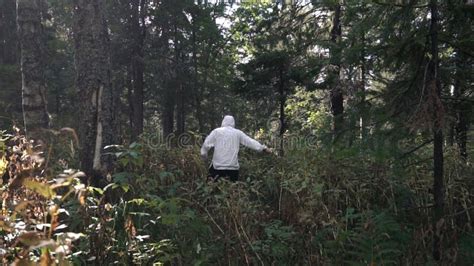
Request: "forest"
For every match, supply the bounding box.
[0,0,473,265]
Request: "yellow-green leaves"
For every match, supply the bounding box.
[0,156,7,177]
[23,179,55,199]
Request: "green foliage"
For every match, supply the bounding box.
[326,211,409,265]
[1,120,473,264]
[0,130,89,264]
[253,220,298,263]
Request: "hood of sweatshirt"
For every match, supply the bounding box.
[221,115,235,128]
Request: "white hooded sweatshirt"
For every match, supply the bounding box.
[200,115,267,170]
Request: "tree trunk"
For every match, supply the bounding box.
[191,14,204,133]
[176,82,185,135]
[16,0,50,136]
[73,0,115,179]
[360,29,367,140]
[129,0,146,141]
[0,5,3,65]
[174,24,185,135]
[278,67,286,156]
[2,0,18,65]
[160,22,174,137]
[162,100,175,137]
[0,2,5,65]
[162,74,175,137]
[455,93,469,161]
[127,67,134,136]
[330,2,343,139]
[429,0,444,261]
[454,50,469,161]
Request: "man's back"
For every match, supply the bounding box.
[209,126,243,170]
[201,115,267,171]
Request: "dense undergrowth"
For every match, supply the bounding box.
[0,128,473,265]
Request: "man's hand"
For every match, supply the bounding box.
[201,154,208,161]
[263,147,273,154]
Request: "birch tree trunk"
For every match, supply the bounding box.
[16,0,50,136]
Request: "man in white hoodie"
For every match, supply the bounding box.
[200,115,271,182]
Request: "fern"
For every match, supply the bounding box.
[344,211,408,265]
[320,211,409,265]
[252,220,298,264]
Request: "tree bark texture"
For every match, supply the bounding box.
[162,87,175,137]
[454,50,469,161]
[129,0,146,141]
[73,0,115,177]
[360,29,367,140]
[278,67,286,156]
[174,24,185,135]
[159,20,174,137]
[16,0,50,136]
[330,2,343,138]
[1,0,18,65]
[429,0,445,261]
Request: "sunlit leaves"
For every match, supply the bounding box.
[0,156,7,177]
[23,179,56,199]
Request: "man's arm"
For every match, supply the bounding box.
[239,131,268,152]
[200,130,216,160]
